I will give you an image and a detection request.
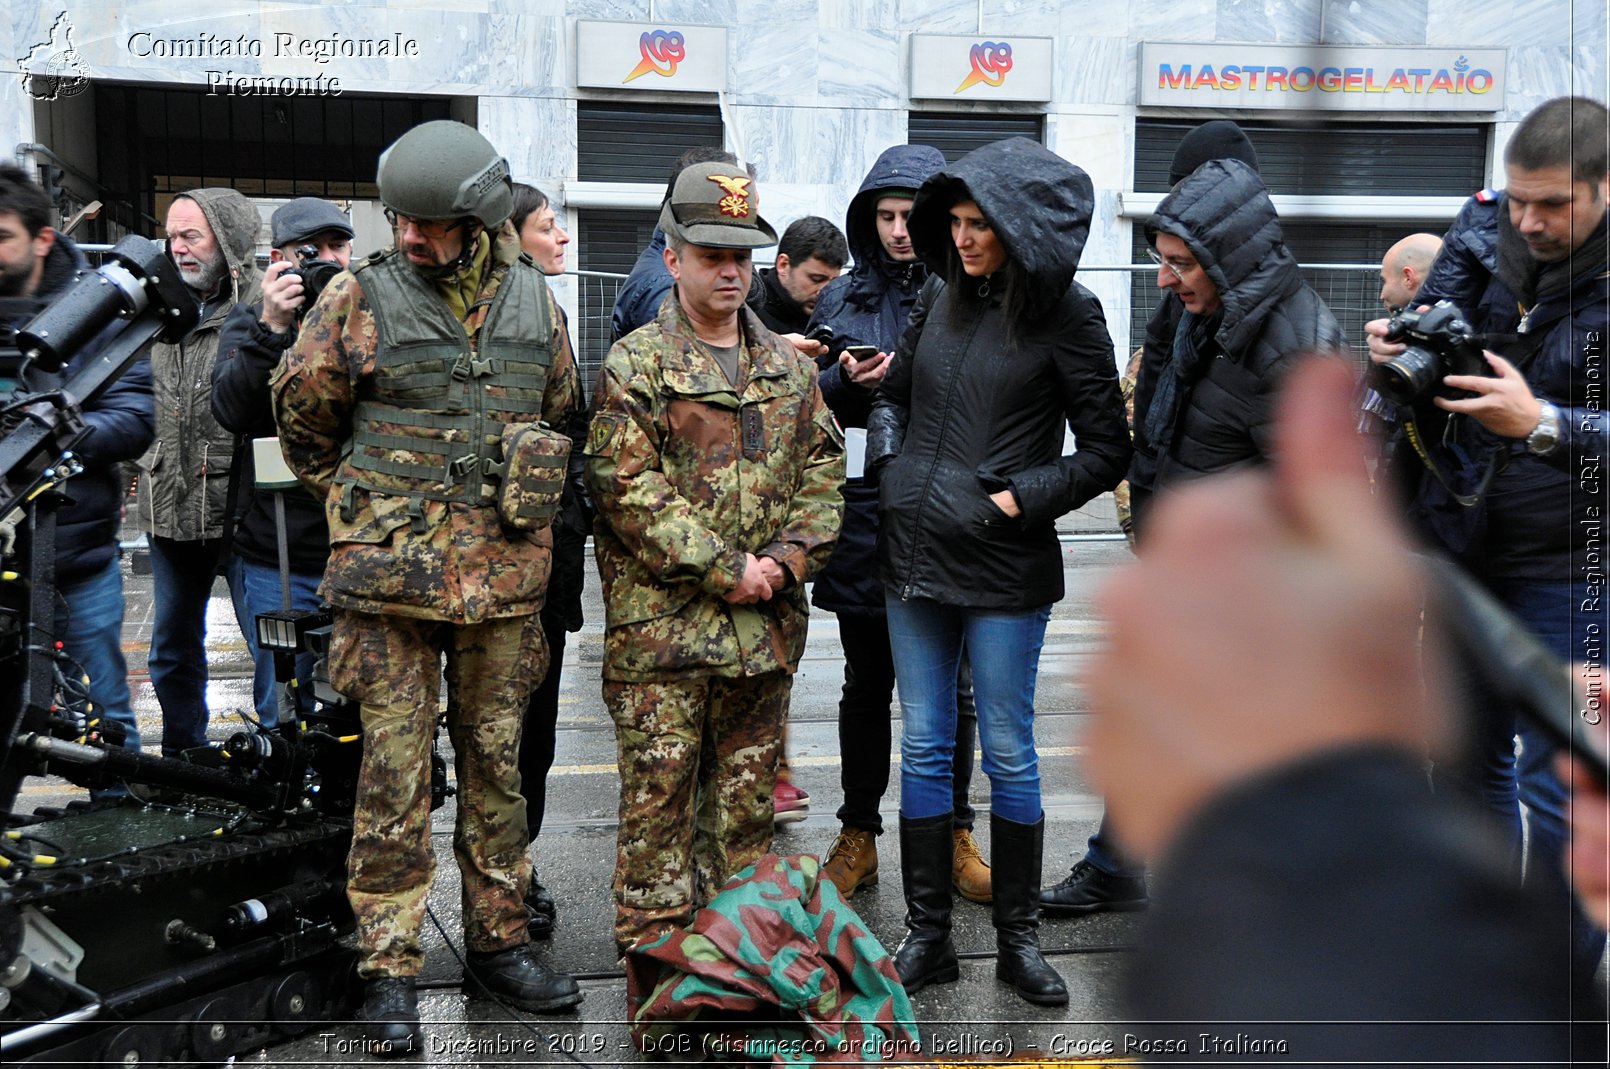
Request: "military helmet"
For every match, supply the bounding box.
[376,121,513,229]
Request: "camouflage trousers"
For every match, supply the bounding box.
[331,608,547,978]
[605,672,791,952]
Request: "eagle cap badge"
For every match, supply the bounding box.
[707,174,753,218]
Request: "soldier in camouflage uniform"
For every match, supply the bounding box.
[586,161,845,956]
[272,121,584,1057]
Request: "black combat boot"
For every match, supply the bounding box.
[526,868,557,940]
[1039,858,1149,915]
[893,813,959,994]
[463,944,583,1012]
[991,813,1068,1006]
[358,976,421,1057]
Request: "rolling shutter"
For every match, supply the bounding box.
[907,112,1045,162]
[1135,119,1487,196]
[577,102,723,183]
[575,210,659,382]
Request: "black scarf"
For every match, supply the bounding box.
[1495,199,1610,309]
[1143,310,1220,452]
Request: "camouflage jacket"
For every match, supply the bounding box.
[272,225,581,623]
[586,295,844,682]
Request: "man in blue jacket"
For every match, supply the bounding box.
[1368,94,1610,992]
[0,164,153,761]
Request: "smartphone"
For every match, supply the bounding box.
[843,345,881,361]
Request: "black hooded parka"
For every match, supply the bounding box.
[1131,159,1343,524]
[867,138,1131,610]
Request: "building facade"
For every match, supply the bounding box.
[5,0,1604,373]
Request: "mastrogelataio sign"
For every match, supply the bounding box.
[576,20,727,93]
[1138,43,1506,112]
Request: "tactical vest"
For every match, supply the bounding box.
[342,249,553,526]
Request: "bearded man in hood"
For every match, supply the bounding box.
[138,187,263,757]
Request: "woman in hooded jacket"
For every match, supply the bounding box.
[867,138,1131,1005]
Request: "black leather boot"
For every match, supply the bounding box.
[990,814,1068,1006]
[893,813,959,994]
[526,868,557,940]
[359,976,422,1057]
[463,945,583,1012]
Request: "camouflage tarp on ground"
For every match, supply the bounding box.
[626,853,923,1064]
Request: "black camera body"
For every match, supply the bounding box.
[283,243,342,317]
[1371,300,1491,405]
[804,322,850,360]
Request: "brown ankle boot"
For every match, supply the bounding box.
[821,826,878,898]
[952,827,993,903]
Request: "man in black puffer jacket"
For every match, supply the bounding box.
[1137,158,1344,503]
[1121,120,1260,536]
[1044,157,1344,919]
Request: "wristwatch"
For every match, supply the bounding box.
[1526,400,1561,456]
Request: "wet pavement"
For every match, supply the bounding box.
[13,501,1155,1065]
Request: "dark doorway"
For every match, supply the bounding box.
[93,83,458,236]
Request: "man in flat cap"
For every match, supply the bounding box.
[212,196,355,729]
[585,161,844,958]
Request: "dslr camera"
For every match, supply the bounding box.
[1370,300,1491,406]
[283,243,343,319]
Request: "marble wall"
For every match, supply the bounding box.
[3,0,1603,344]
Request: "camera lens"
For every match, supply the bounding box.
[1371,345,1440,406]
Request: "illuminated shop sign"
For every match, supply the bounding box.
[576,20,727,93]
[910,34,1053,101]
[1137,42,1505,112]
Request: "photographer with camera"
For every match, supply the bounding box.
[211,197,354,730]
[1365,95,1610,992]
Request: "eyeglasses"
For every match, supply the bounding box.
[1146,247,1199,278]
[384,209,461,239]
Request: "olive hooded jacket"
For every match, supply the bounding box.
[137,188,264,542]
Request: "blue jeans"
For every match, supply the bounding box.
[834,611,979,835]
[228,555,324,728]
[57,557,139,750]
[887,595,1051,825]
[1488,579,1606,988]
[148,535,228,755]
[1084,816,1144,878]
